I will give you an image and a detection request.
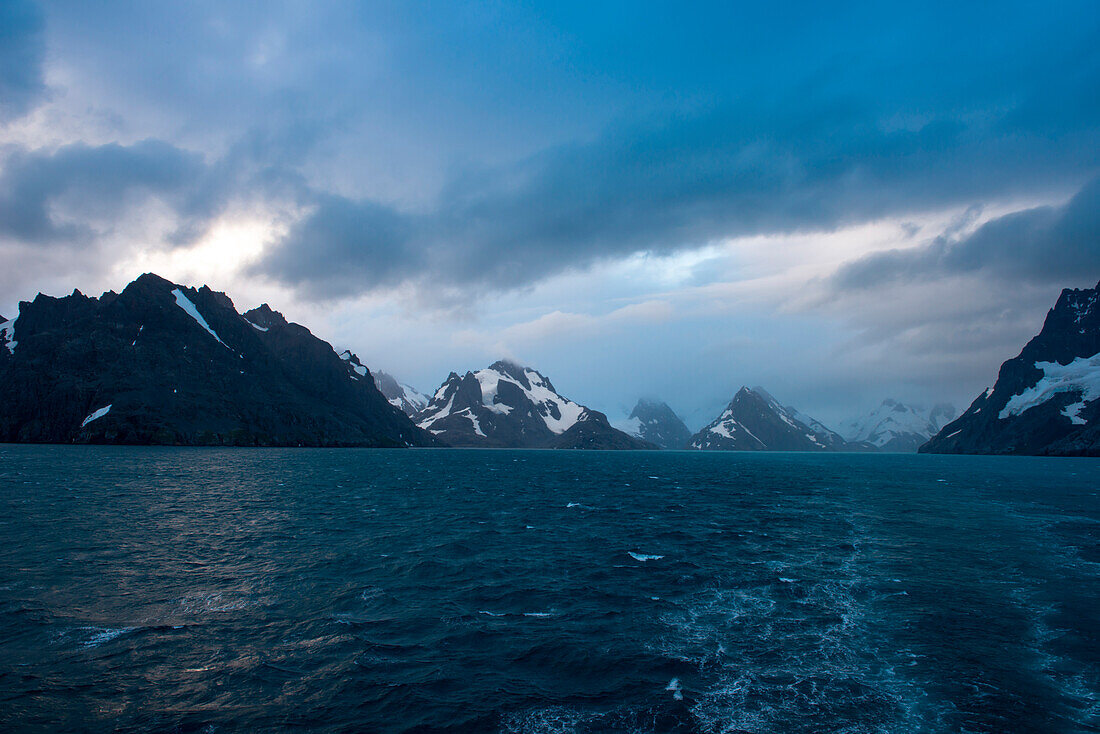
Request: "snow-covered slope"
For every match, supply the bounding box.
[417,360,651,449]
[617,399,692,449]
[923,280,1100,456]
[689,386,848,451]
[842,399,956,452]
[371,369,429,417]
[999,355,1100,425]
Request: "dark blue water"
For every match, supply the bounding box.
[1,447,1098,733]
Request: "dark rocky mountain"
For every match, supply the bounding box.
[689,386,849,451]
[0,273,435,447]
[842,399,957,452]
[416,360,654,449]
[367,366,429,417]
[618,399,692,449]
[922,281,1100,456]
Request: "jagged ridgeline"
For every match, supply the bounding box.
[922,280,1100,456]
[0,274,435,446]
[689,386,850,451]
[416,361,655,449]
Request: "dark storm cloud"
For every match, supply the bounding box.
[0,132,315,249]
[0,0,46,121]
[256,98,1100,297]
[6,0,1100,302]
[0,141,206,244]
[259,195,420,294]
[833,176,1100,290]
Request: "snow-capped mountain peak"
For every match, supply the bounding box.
[617,399,692,449]
[416,361,649,449]
[418,361,587,437]
[371,368,429,417]
[690,386,846,451]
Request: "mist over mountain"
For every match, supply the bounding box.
[367,366,430,418]
[841,400,957,453]
[617,399,692,450]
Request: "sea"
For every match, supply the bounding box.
[1,445,1098,733]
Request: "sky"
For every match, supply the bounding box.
[2,0,1099,430]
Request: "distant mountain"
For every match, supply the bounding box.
[689,386,848,451]
[922,281,1100,456]
[0,273,434,447]
[417,360,654,449]
[350,360,429,417]
[842,399,957,452]
[618,399,692,449]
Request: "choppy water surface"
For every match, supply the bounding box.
[1,446,1098,733]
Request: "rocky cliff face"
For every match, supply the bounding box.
[0,273,434,447]
[416,360,654,449]
[689,386,848,451]
[921,281,1100,456]
[619,399,692,449]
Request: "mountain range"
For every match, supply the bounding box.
[2,273,1096,455]
[922,280,1100,456]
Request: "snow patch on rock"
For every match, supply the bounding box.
[0,317,16,354]
[617,416,643,437]
[81,404,112,427]
[999,354,1100,425]
[172,289,229,348]
[338,350,368,377]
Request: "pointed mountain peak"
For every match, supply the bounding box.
[750,385,778,403]
[418,361,646,449]
[622,398,691,449]
[243,303,288,330]
[197,285,235,311]
[130,272,176,290]
[633,397,664,410]
[693,386,846,452]
[487,359,537,390]
[372,369,429,417]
